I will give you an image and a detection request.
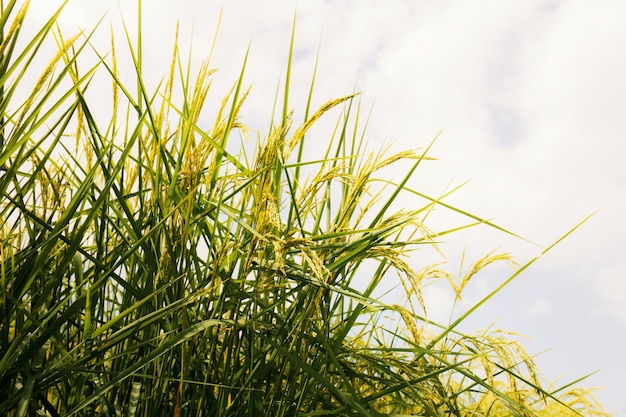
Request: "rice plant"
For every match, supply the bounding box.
[0,1,610,416]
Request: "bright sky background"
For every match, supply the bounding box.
[23,0,626,413]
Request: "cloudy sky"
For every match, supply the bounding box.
[24,0,626,413]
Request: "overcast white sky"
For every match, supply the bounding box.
[24,0,626,413]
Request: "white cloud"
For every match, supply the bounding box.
[421,284,456,325]
[525,298,552,317]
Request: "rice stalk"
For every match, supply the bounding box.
[0,2,610,417]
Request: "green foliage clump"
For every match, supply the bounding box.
[0,1,609,416]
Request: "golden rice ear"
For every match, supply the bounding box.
[285,93,359,158]
[15,31,81,130]
[0,0,30,58]
[454,250,517,301]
